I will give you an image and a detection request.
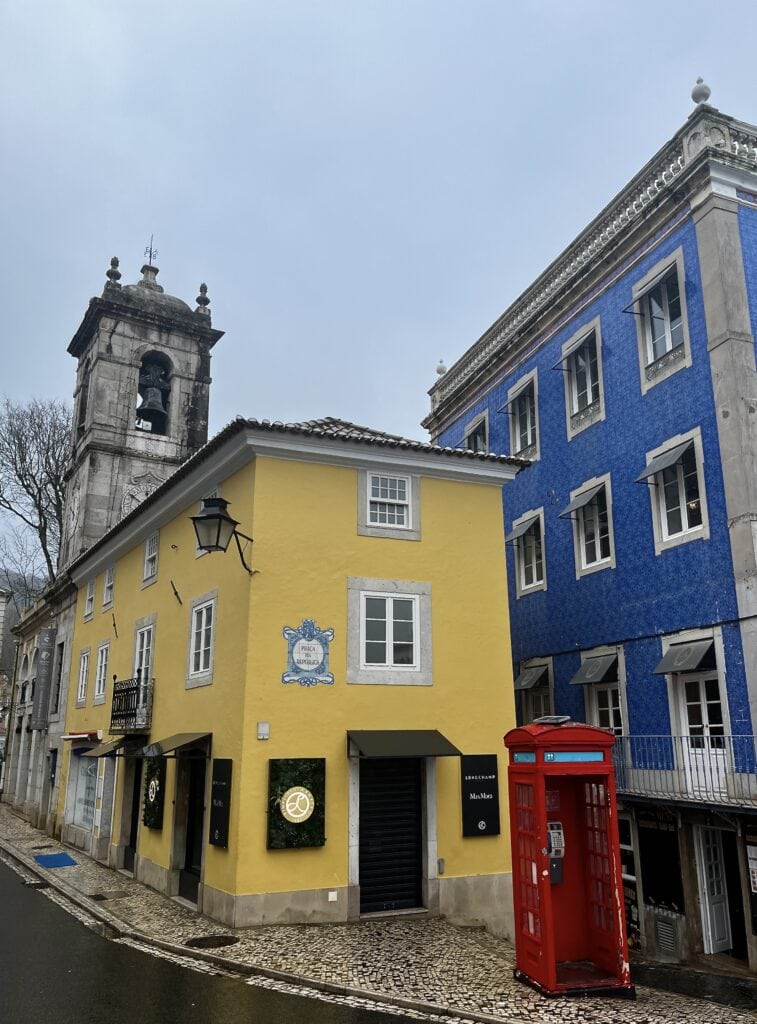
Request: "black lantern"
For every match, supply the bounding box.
[190,497,253,573]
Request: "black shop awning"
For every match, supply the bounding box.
[653,640,715,675]
[81,739,124,758]
[140,733,211,758]
[347,730,461,758]
[569,655,619,685]
[514,665,549,691]
[82,736,148,758]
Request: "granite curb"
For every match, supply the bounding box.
[0,831,514,1024]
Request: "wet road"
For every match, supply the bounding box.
[0,858,414,1024]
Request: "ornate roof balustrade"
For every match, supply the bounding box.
[427,107,757,421]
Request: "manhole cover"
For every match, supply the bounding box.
[31,845,55,850]
[88,890,132,901]
[184,935,239,949]
[89,893,109,901]
[23,881,50,889]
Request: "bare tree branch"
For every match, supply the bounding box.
[0,397,71,580]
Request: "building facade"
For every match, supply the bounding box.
[56,417,522,932]
[423,97,757,970]
[3,259,221,836]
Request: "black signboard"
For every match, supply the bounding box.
[461,754,500,837]
[267,758,325,849]
[209,758,232,848]
[30,627,57,730]
[142,757,166,829]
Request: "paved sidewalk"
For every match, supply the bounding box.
[0,804,753,1024]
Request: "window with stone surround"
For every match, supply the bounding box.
[507,508,546,598]
[632,247,692,394]
[507,370,539,459]
[560,317,605,440]
[638,428,709,555]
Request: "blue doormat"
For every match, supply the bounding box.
[33,852,77,868]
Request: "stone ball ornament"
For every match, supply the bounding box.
[691,77,711,104]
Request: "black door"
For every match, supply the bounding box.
[179,758,206,903]
[359,757,423,913]
[124,761,142,874]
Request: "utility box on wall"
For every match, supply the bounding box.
[504,719,635,999]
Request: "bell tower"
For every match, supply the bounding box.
[59,257,224,567]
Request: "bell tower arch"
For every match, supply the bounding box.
[59,258,223,567]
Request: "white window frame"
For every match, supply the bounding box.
[84,580,95,620]
[462,410,489,453]
[76,649,90,705]
[186,591,217,689]
[143,532,159,583]
[561,316,605,440]
[510,507,547,599]
[643,427,709,555]
[94,642,109,704]
[568,474,616,579]
[357,470,420,541]
[102,566,115,608]
[347,577,432,685]
[660,627,731,739]
[581,645,628,736]
[507,370,539,460]
[632,247,692,395]
[134,623,154,683]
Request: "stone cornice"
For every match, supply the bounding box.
[424,105,757,436]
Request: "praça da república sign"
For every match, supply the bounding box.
[460,754,500,837]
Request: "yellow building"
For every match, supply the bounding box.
[56,417,523,933]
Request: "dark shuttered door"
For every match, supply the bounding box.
[359,757,423,913]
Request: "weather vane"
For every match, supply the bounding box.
[144,234,159,265]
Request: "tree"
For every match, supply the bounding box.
[0,397,71,583]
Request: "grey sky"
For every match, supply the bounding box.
[3,2,757,441]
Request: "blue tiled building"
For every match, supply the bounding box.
[423,94,757,971]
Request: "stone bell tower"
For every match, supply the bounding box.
[59,257,224,568]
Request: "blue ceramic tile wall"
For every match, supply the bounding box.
[438,217,753,735]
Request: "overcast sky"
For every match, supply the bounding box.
[3,2,757,441]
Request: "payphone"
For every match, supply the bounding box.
[504,720,634,999]
[547,821,565,883]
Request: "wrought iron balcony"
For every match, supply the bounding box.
[613,734,757,809]
[110,674,153,733]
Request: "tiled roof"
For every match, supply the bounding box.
[65,414,527,574]
[243,416,528,466]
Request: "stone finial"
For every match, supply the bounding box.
[195,282,211,316]
[691,77,711,105]
[436,358,448,376]
[104,256,122,291]
[137,264,164,293]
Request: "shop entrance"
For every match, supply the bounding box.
[359,757,422,913]
[123,760,143,874]
[179,757,207,903]
[695,826,747,960]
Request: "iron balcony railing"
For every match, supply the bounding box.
[110,674,153,733]
[613,734,757,809]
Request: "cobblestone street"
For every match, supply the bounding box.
[1,804,754,1024]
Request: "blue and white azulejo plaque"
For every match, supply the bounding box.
[282,619,335,687]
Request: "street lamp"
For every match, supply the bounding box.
[190,496,254,575]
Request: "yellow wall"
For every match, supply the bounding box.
[236,456,514,894]
[60,450,516,901]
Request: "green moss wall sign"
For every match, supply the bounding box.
[143,757,166,829]
[267,758,325,849]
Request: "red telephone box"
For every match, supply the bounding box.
[504,719,635,999]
